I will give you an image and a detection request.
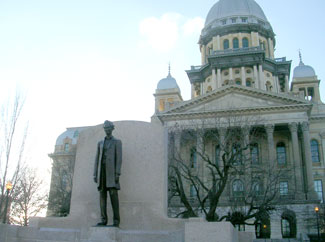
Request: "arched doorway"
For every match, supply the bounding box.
[255,212,270,238]
[281,210,297,238]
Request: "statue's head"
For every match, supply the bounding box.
[103,120,114,137]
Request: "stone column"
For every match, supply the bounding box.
[242,126,250,162]
[301,122,317,200]
[265,124,275,163]
[196,132,204,176]
[253,65,258,88]
[217,68,222,88]
[268,38,274,59]
[241,67,246,86]
[216,35,221,50]
[289,122,305,199]
[229,67,233,83]
[259,65,265,90]
[212,68,217,90]
[320,132,325,166]
[201,45,206,65]
[285,75,289,93]
[219,128,227,167]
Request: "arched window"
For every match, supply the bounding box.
[242,37,249,48]
[190,147,197,168]
[235,78,241,85]
[246,78,252,87]
[250,143,259,164]
[223,39,229,50]
[311,140,320,163]
[233,38,239,49]
[224,80,229,86]
[252,179,262,195]
[276,142,286,165]
[64,143,70,152]
[233,179,244,197]
[207,86,212,93]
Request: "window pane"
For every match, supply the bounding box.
[190,185,197,197]
[190,148,197,168]
[311,140,320,163]
[242,38,249,48]
[281,219,291,237]
[215,145,220,167]
[277,143,286,165]
[251,144,259,164]
[224,40,229,49]
[314,180,324,202]
[280,181,288,195]
[233,38,239,49]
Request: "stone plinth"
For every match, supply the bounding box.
[185,221,254,242]
[85,227,118,242]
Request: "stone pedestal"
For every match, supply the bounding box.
[185,220,254,242]
[85,227,118,242]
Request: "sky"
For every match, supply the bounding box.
[0,0,325,178]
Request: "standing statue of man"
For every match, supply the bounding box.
[93,120,122,227]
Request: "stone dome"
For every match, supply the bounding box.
[293,61,316,78]
[205,0,268,26]
[55,127,88,145]
[157,73,179,90]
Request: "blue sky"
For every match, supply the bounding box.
[0,0,324,173]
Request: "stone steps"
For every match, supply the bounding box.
[0,224,183,242]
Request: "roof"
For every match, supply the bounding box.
[293,61,316,78]
[55,127,89,145]
[205,0,268,26]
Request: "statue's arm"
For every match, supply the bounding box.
[93,142,100,183]
[115,140,122,176]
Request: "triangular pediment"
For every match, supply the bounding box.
[160,85,311,116]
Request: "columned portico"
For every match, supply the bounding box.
[289,122,304,199]
[301,121,317,200]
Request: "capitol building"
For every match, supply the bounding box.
[48,0,325,239]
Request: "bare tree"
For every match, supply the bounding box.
[0,92,28,221]
[47,158,74,217]
[9,167,48,226]
[168,116,285,224]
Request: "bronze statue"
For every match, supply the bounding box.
[93,120,122,227]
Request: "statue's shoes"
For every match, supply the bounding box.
[96,222,107,226]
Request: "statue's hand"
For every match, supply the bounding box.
[94,176,97,183]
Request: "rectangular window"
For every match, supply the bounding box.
[280,181,288,195]
[221,19,227,25]
[190,148,197,168]
[231,18,237,23]
[314,180,324,203]
[64,143,69,152]
[215,145,220,167]
[241,17,247,23]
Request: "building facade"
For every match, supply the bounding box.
[152,0,325,239]
[47,127,88,216]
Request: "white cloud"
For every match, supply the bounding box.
[183,17,204,36]
[139,13,182,52]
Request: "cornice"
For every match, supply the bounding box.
[163,85,310,115]
[157,104,312,121]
